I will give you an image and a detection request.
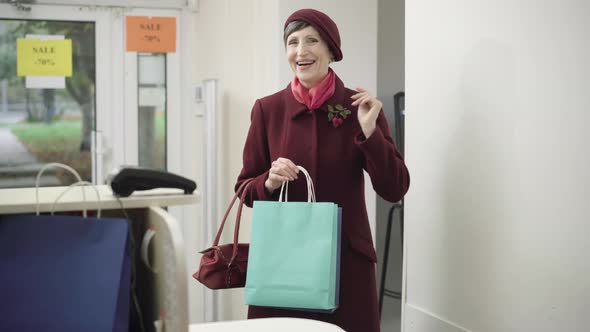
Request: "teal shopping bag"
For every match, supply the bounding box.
[245,166,340,311]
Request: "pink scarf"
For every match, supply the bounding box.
[291,69,336,111]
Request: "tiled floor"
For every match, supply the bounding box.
[380,298,402,332]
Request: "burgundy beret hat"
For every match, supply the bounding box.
[284,8,343,62]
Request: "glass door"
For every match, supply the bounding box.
[0,4,182,188]
[137,52,167,170]
[0,4,111,188]
[123,8,182,174]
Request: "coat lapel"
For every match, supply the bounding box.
[284,83,309,120]
[317,75,346,113]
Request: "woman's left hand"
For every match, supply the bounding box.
[351,87,383,138]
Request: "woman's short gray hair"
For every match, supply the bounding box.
[283,20,310,46]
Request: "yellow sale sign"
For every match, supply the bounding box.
[17,38,73,77]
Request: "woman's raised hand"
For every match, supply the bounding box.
[265,157,299,192]
[351,87,383,138]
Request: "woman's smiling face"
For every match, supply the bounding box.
[286,25,332,89]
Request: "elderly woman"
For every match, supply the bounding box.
[235,8,410,332]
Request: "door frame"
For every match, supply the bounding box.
[121,7,183,175]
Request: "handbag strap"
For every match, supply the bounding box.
[212,178,253,247]
[228,184,249,266]
[278,165,316,203]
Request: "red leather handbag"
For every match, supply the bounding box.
[193,179,252,289]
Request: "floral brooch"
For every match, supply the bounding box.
[326,104,352,128]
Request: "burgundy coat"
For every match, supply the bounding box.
[235,74,410,332]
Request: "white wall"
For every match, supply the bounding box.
[192,0,280,323]
[405,1,590,331]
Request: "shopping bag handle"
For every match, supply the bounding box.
[51,181,102,218]
[35,162,86,216]
[278,165,316,203]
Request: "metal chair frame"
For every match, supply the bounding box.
[378,91,405,317]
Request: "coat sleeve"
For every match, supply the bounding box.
[235,99,277,207]
[354,110,410,202]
